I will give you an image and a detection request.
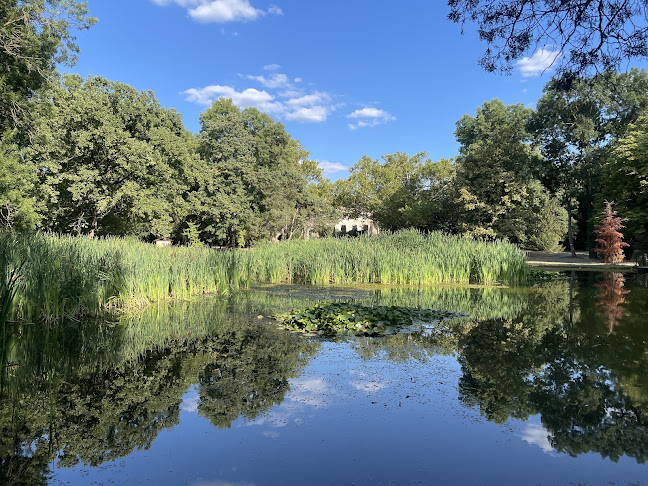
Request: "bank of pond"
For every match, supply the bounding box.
[0,230,526,324]
[1,273,647,484]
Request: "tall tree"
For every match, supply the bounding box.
[604,115,648,252]
[448,0,648,75]
[195,99,333,246]
[0,0,95,134]
[334,152,457,232]
[30,75,197,238]
[531,69,648,254]
[454,99,566,249]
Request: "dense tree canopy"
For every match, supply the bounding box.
[0,0,95,134]
[30,75,197,238]
[448,0,648,75]
[532,69,648,254]
[334,152,458,233]
[454,99,567,249]
[195,99,336,246]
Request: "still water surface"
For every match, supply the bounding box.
[1,272,647,485]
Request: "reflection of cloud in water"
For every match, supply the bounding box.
[521,423,557,456]
[350,381,388,392]
[241,377,333,431]
[288,377,329,406]
[181,385,199,413]
[349,370,390,393]
[192,482,256,486]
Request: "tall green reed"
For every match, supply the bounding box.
[0,229,527,323]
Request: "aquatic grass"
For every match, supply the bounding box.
[0,229,526,323]
[0,232,252,323]
[248,230,527,287]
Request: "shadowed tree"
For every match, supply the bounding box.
[448,0,648,75]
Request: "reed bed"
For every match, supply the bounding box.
[0,232,250,323]
[0,229,526,323]
[248,230,527,287]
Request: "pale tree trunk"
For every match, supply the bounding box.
[88,208,98,240]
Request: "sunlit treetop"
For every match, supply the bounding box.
[448,0,648,75]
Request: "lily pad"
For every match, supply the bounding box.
[273,302,458,337]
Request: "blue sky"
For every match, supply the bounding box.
[66,1,580,180]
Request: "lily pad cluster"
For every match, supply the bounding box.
[273,302,457,337]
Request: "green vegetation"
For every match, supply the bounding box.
[274,301,459,336]
[248,230,526,286]
[0,229,526,323]
[0,232,249,323]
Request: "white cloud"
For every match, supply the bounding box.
[285,92,329,107]
[183,85,283,113]
[347,106,395,130]
[247,73,291,88]
[520,423,557,455]
[263,63,281,71]
[152,0,282,23]
[185,75,335,123]
[316,161,349,176]
[515,49,562,78]
[285,106,328,123]
[350,380,388,393]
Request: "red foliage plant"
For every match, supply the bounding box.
[594,201,629,264]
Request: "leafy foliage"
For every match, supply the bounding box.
[448,0,648,75]
[334,152,458,233]
[30,75,197,239]
[274,301,459,336]
[605,114,648,251]
[0,0,95,134]
[454,99,566,249]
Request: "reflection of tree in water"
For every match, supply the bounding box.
[455,276,648,463]
[0,301,316,485]
[595,272,629,334]
[197,323,315,428]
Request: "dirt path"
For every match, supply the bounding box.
[526,251,635,271]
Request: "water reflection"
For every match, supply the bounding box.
[596,272,630,334]
[1,274,647,485]
[452,275,648,464]
[0,298,317,484]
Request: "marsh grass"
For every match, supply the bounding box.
[0,229,526,323]
[249,230,526,287]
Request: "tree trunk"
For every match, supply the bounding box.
[88,209,98,240]
[566,198,576,257]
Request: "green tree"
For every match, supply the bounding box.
[0,133,41,230]
[334,152,457,232]
[454,99,565,249]
[195,99,334,246]
[0,0,95,135]
[604,115,648,252]
[531,70,648,254]
[30,74,197,238]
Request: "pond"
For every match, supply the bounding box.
[1,272,647,485]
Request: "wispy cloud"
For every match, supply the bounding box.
[151,0,282,23]
[316,161,349,176]
[246,73,291,88]
[515,49,561,78]
[263,63,281,71]
[347,107,395,130]
[184,70,336,123]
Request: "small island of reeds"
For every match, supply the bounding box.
[0,229,526,323]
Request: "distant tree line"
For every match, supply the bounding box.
[336,69,648,255]
[1,0,648,253]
